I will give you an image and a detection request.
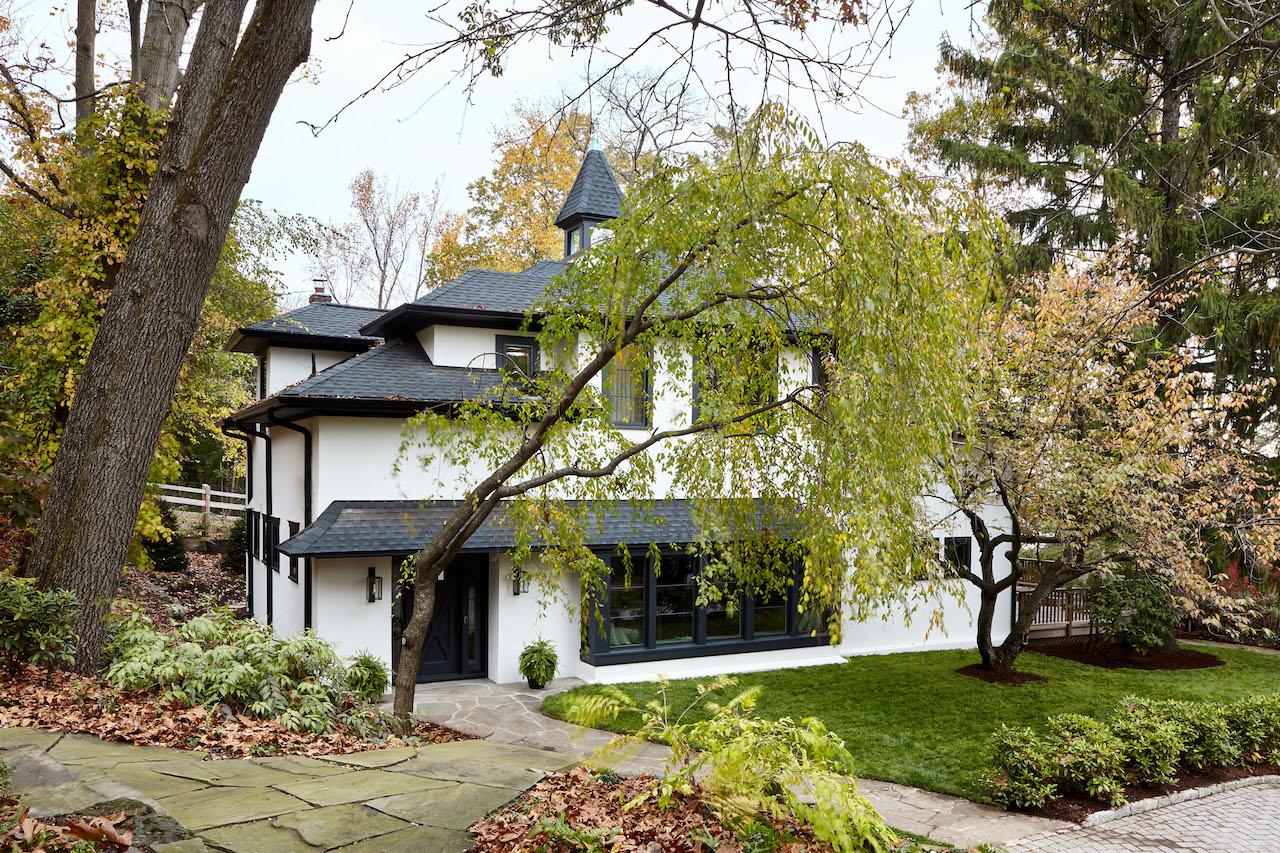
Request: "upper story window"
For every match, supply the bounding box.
[495,335,539,379]
[566,226,584,257]
[691,343,779,423]
[603,345,650,428]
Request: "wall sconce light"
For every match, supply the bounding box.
[512,567,531,596]
[366,567,383,602]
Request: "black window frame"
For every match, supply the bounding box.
[942,536,972,578]
[287,521,300,582]
[602,346,652,429]
[495,334,540,379]
[585,546,827,665]
[691,344,780,424]
[268,515,281,573]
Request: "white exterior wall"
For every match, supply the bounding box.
[244,319,1015,684]
[312,556,394,667]
[261,348,351,397]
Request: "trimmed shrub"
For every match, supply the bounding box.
[1111,698,1185,785]
[104,607,392,735]
[345,652,390,703]
[0,573,78,674]
[144,502,190,573]
[984,694,1276,809]
[1044,714,1127,805]
[981,725,1057,809]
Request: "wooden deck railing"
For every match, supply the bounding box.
[1018,584,1096,640]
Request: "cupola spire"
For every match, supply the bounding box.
[556,147,622,257]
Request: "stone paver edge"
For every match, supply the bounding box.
[1080,775,1280,827]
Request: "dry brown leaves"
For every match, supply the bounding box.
[114,552,245,626]
[1,799,135,852]
[470,766,833,852]
[0,664,465,759]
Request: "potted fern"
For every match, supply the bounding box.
[518,638,558,690]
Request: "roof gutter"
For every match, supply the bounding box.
[267,413,315,630]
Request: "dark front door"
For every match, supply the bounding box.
[396,553,488,682]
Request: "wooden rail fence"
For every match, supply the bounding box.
[151,483,246,515]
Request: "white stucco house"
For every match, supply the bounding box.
[223,151,1014,686]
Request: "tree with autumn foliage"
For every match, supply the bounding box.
[935,253,1280,675]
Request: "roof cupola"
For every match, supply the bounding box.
[555,144,622,258]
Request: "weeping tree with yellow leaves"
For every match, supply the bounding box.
[391,107,1007,721]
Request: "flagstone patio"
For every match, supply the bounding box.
[0,728,578,852]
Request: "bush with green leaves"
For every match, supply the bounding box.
[144,502,190,573]
[104,607,389,735]
[0,573,78,674]
[345,652,390,703]
[561,676,896,853]
[1043,714,1126,805]
[1083,568,1179,652]
[518,638,558,687]
[221,514,248,574]
[985,693,1279,809]
[979,725,1058,809]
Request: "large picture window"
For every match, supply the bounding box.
[590,547,826,664]
[603,346,650,428]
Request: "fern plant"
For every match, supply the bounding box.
[561,676,896,853]
[518,638,558,689]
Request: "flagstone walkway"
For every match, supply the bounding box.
[0,727,576,852]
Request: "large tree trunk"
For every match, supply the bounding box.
[137,0,208,109]
[27,0,317,671]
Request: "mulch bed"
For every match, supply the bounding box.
[115,551,244,626]
[0,663,467,759]
[471,767,835,852]
[470,767,950,852]
[1028,639,1223,671]
[954,664,1046,685]
[1027,763,1280,823]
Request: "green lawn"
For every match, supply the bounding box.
[542,644,1280,801]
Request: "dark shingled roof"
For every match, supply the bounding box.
[227,302,385,353]
[408,260,566,316]
[281,336,518,402]
[280,499,710,557]
[554,149,622,228]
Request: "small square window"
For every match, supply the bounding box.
[942,536,972,577]
[496,335,539,378]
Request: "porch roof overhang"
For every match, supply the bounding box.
[278,498,753,559]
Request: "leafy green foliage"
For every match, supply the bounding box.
[103,608,391,735]
[984,694,1280,808]
[517,638,558,687]
[1085,568,1181,652]
[0,573,78,674]
[344,652,390,703]
[913,0,1280,430]
[143,502,189,573]
[220,514,247,574]
[561,676,896,852]
[544,645,1280,802]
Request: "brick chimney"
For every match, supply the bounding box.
[309,278,333,304]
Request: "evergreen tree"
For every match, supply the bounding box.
[914,0,1280,434]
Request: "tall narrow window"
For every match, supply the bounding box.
[603,346,650,428]
[942,536,972,578]
[654,554,697,645]
[607,556,645,649]
[287,521,300,582]
[495,335,539,378]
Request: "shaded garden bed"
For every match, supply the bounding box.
[1028,763,1280,823]
[1028,639,1223,671]
[114,551,244,627]
[469,767,964,852]
[0,664,466,759]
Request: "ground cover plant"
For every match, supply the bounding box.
[984,694,1280,810]
[542,645,1280,801]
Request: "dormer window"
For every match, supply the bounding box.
[566,226,583,257]
[496,335,539,378]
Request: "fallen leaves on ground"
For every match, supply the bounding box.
[114,551,244,626]
[1,799,136,852]
[470,766,833,852]
[0,663,466,759]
